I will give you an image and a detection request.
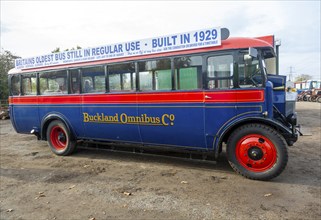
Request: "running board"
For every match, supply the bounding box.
[79,142,217,163]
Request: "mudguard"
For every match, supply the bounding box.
[214,116,296,158]
[41,112,76,141]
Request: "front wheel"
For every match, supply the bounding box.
[46,120,76,156]
[227,124,288,180]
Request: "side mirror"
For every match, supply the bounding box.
[249,47,258,58]
[244,48,258,61]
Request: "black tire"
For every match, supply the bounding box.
[317,97,321,103]
[46,120,76,156]
[227,124,288,180]
[303,96,308,101]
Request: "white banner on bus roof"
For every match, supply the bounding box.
[15,27,221,70]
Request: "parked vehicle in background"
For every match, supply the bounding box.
[295,80,321,102]
[294,80,321,94]
[309,89,321,103]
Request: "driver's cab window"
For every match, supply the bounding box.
[238,53,263,88]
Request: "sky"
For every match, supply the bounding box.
[1,0,320,80]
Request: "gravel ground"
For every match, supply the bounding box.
[0,102,320,220]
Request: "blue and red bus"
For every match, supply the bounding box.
[8,27,298,180]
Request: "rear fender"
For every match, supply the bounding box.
[41,112,75,141]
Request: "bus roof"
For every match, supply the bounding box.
[8,35,274,75]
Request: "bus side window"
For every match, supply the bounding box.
[207,55,234,90]
[108,62,135,93]
[82,66,105,94]
[174,56,202,90]
[39,70,67,95]
[22,73,37,96]
[138,58,171,91]
[11,75,21,96]
[70,69,80,94]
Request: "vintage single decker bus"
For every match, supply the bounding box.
[8,27,298,180]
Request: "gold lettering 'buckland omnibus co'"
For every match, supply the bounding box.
[8,27,298,180]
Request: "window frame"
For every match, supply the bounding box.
[236,49,266,89]
[137,58,172,92]
[21,72,38,96]
[80,65,106,94]
[204,51,236,90]
[107,62,136,93]
[39,70,68,95]
[68,68,81,94]
[10,74,21,96]
[173,55,203,91]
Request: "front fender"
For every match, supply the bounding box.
[214,117,296,156]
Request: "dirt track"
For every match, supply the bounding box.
[0,102,320,220]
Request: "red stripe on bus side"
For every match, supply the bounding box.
[204,90,264,103]
[82,93,204,104]
[9,90,264,105]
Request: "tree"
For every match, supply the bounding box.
[0,50,20,100]
[51,46,82,53]
[295,74,312,82]
[0,46,83,100]
[51,47,61,53]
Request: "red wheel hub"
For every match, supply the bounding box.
[50,126,67,150]
[236,134,277,172]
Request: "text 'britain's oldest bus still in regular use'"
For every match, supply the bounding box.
[8,27,299,180]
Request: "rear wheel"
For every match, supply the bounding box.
[46,120,76,156]
[227,124,288,180]
[317,97,321,103]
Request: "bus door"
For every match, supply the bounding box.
[137,57,207,150]
[204,54,237,150]
[81,64,141,143]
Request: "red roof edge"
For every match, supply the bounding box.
[254,35,274,47]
